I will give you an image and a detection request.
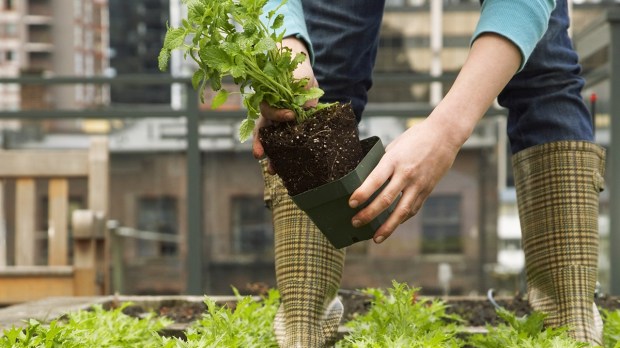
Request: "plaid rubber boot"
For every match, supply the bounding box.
[512,141,605,345]
[261,159,345,347]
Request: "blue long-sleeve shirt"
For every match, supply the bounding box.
[263,0,556,71]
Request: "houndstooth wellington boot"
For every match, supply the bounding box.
[261,159,345,348]
[512,141,605,345]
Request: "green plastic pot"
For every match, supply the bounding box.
[291,136,398,249]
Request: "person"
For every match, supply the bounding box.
[253,0,606,346]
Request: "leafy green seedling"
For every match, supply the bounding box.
[467,307,594,348]
[0,303,171,348]
[337,281,465,348]
[159,0,329,141]
[602,309,620,348]
[160,288,280,347]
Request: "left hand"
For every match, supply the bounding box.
[252,37,318,175]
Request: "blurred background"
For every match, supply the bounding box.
[0,0,618,304]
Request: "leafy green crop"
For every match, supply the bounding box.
[0,303,171,348]
[602,309,620,348]
[160,288,280,347]
[337,281,464,348]
[467,307,592,348]
[159,0,329,141]
[3,287,620,347]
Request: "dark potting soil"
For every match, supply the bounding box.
[259,103,364,196]
[445,294,620,327]
[113,289,372,326]
[444,296,533,327]
[112,289,620,328]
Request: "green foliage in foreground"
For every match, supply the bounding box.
[337,281,464,348]
[0,303,171,347]
[467,308,590,348]
[602,309,620,348]
[2,282,620,348]
[159,288,280,348]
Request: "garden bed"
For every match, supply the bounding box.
[2,290,618,333]
[1,286,619,347]
[111,291,620,339]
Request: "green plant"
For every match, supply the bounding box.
[467,307,592,348]
[0,303,171,348]
[3,289,619,347]
[158,0,330,141]
[160,288,280,347]
[602,309,620,348]
[337,281,464,348]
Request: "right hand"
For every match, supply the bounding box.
[349,33,522,244]
[252,37,319,175]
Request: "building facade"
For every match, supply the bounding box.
[0,1,615,297]
[108,0,170,104]
[0,0,109,112]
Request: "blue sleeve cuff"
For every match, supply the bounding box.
[263,0,314,64]
[471,0,555,71]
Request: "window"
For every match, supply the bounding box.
[137,196,178,256]
[421,195,462,254]
[231,195,273,254]
[3,23,17,37]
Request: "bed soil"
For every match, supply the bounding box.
[259,102,364,196]
[446,294,620,327]
[111,290,620,330]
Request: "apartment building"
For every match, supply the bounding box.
[109,0,170,104]
[0,0,109,113]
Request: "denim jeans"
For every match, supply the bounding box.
[303,0,593,154]
[302,0,386,121]
[500,0,593,154]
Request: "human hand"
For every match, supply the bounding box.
[252,37,318,174]
[348,116,465,244]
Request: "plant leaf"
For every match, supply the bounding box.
[212,89,229,109]
[192,69,205,90]
[158,49,171,71]
[271,13,284,30]
[294,86,323,105]
[238,118,255,142]
[304,86,324,100]
[163,27,187,50]
[202,47,233,72]
[254,37,277,53]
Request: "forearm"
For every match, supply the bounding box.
[429,33,521,146]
